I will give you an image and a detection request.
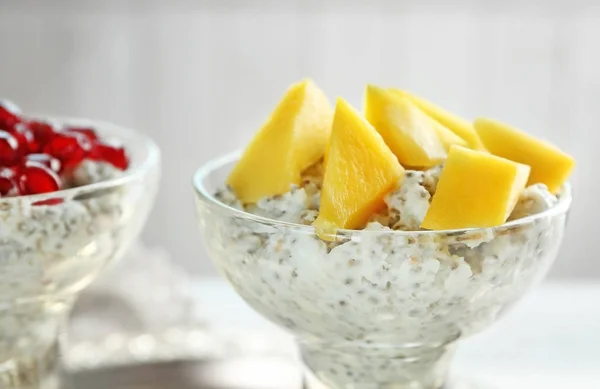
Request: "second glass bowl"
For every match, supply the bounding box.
[194,152,570,389]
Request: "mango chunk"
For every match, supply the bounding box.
[430,120,468,151]
[314,98,404,239]
[474,117,575,194]
[390,89,486,151]
[227,79,333,203]
[421,145,530,230]
[387,89,467,151]
[364,85,447,168]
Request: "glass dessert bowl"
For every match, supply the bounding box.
[0,104,160,388]
[193,152,571,389]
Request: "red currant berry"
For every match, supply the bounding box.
[0,130,21,166]
[19,162,62,195]
[24,153,61,173]
[90,142,130,170]
[43,132,92,171]
[32,198,64,206]
[0,100,21,131]
[0,167,19,196]
[10,122,38,153]
[28,120,57,148]
[64,126,98,141]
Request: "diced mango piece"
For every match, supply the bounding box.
[388,89,468,151]
[364,85,447,168]
[314,98,404,239]
[227,79,333,203]
[390,89,486,151]
[474,117,575,194]
[430,120,468,151]
[421,145,530,230]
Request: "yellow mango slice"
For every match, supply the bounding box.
[388,89,468,151]
[474,117,575,194]
[421,145,530,230]
[227,79,333,203]
[314,98,404,239]
[364,85,447,168]
[390,88,486,151]
[430,120,468,151]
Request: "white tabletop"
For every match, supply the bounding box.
[192,277,600,389]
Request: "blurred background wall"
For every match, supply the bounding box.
[0,0,597,277]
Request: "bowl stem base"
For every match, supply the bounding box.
[300,340,457,389]
[0,298,73,389]
[0,336,61,389]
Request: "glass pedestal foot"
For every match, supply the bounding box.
[303,371,496,389]
[0,340,61,389]
[300,340,496,389]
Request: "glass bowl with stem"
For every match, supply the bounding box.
[0,117,160,389]
[193,151,570,389]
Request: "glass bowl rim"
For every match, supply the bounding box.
[1,115,161,203]
[192,150,572,237]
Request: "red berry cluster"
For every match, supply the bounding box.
[0,101,129,197]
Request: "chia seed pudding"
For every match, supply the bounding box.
[0,101,146,379]
[199,160,569,388]
[0,161,125,360]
